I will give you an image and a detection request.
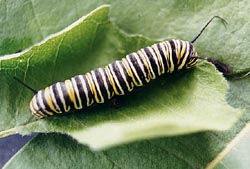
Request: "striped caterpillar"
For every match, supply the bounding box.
[30,39,198,118]
[16,16,230,118]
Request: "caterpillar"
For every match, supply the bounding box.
[30,39,199,118]
[16,16,229,118]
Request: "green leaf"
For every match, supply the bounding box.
[0,0,110,55]
[0,5,240,150]
[0,132,241,169]
[210,123,250,169]
[4,122,250,169]
[208,75,250,168]
[110,1,250,73]
[1,0,250,168]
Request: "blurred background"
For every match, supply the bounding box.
[0,134,35,168]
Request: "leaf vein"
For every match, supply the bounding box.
[29,0,44,39]
[101,152,122,169]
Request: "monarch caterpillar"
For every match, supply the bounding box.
[16,16,230,118]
